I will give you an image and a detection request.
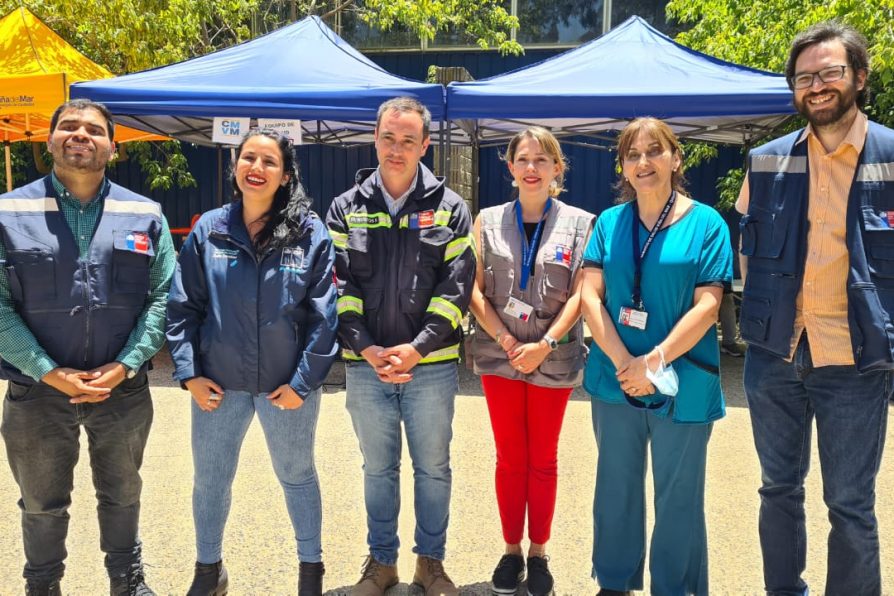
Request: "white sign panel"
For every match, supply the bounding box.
[257,119,303,145]
[212,117,251,145]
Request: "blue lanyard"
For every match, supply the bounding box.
[631,191,676,310]
[515,198,552,291]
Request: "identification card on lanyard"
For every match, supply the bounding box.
[619,191,676,331]
[504,199,552,323]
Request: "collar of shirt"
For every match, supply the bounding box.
[50,171,110,208]
[797,111,868,156]
[376,167,418,216]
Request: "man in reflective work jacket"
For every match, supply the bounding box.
[0,99,175,596]
[737,22,893,596]
[326,97,475,596]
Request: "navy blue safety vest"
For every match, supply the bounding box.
[740,121,894,372]
[0,176,163,384]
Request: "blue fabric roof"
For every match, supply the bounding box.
[70,16,443,145]
[446,16,795,144]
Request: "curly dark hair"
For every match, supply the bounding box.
[230,129,312,252]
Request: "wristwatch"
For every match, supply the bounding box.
[542,334,558,351]
[119,363,137,379]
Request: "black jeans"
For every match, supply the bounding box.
[1,373,153,582]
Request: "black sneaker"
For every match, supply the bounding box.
[298,561,325,596]
[25,579,61,596]
[110,566,155,596]
[186,561,228,596]
[525,556,553,596]
[491,554,524,594]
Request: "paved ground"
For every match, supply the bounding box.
[1,349,892,595]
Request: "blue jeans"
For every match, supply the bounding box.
[591,399,712,596]
[345,362,458,565]
[192,389,322,564]
[745,338,891,596]
[1,374,153,582]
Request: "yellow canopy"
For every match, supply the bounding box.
[0,7,165,189]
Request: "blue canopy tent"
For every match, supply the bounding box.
[70,16,444,146]
[446,16,796,146]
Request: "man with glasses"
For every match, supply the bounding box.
[326,97,475,596]
[736,21,892,595]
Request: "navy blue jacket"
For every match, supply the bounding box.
[741,120,894,372]
[0,176,163,384]
[166,201,338,395]
[325,165,475,364]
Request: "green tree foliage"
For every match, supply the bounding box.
[2,0,519,189]
[666,0,894,209]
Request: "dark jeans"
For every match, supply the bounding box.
[744,338,891,596]
[1,373,153,582]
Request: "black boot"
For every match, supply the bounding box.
[109,566,155,596]
[298,561,325,596]
[24,579,61,596]
[186,561,228,596]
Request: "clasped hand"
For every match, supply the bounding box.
[40,362,129,404]
[615,354,656,397]
[361,344,422,384]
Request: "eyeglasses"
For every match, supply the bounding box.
[623,147,668,163]
[791,65,848,90]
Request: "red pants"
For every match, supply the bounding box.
[481,374,572,545]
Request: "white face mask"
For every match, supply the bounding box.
[645,347,679,397]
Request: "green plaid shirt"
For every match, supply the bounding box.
[0,173,175,381]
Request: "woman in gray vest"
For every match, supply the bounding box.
[166,130,338,596]
[580,118,732,595]
[468,127,594,596]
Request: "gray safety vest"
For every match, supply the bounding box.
[470,199,594,387]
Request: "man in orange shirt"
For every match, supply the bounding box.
[737,22,892,595]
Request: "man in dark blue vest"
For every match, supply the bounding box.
[737,22,893,595]
[0,99,175,596]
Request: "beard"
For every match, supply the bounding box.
[53,146,110,173]
[795,82,858,128]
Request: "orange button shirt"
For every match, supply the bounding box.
[736,112,868,366]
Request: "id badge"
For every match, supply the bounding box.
[280,247,305,273]
[618,306,648,330]
[504,297,534,322]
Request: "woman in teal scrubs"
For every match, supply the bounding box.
[580,117,732,596]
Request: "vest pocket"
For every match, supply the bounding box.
[6,251,57,302]
[740,293,773,342]
[863,207,894,279]
[848,282,894,370]
[539,262,572,314]
[483,264,514,304]
[739,206,787,259]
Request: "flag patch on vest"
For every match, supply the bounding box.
[555,244,572,266]
[125,232,151,254]
[410,210,435,229]
[887,211,894,228]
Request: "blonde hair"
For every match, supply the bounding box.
[503,127,568,198]
[615,117,687,202]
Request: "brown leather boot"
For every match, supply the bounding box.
[412,556,458,596]
[352,556,398,596]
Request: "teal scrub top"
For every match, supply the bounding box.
[582,200,733,423]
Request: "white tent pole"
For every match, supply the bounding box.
[4,143,12,192]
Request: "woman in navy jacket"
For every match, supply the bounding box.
[166,130,338,596]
